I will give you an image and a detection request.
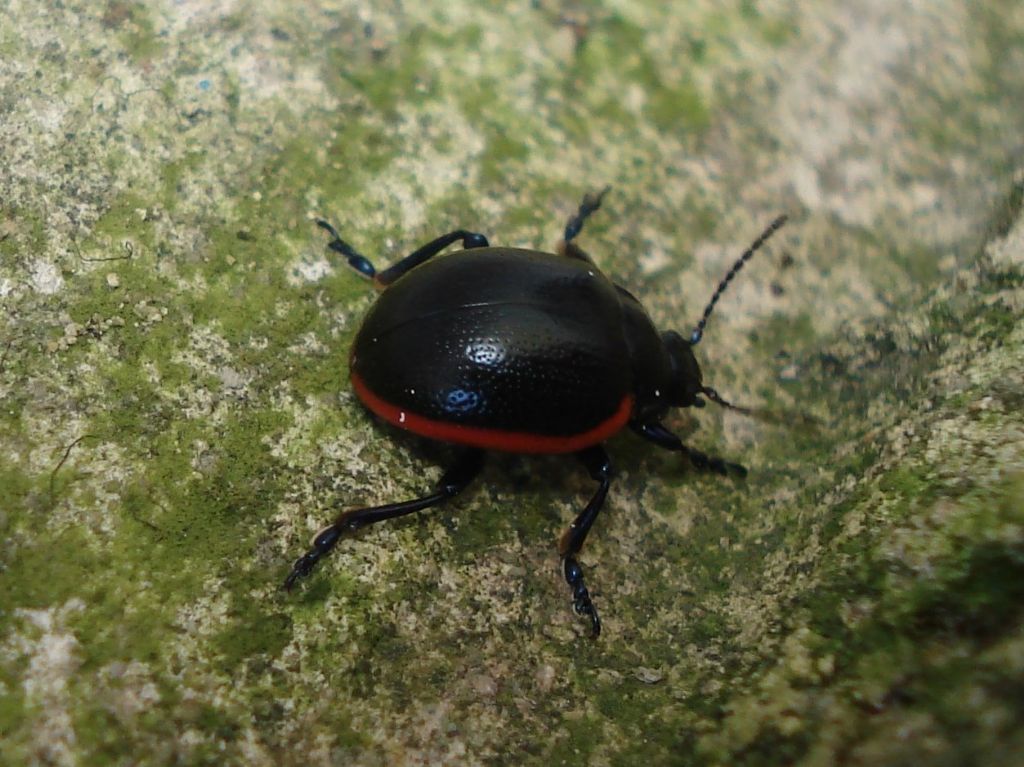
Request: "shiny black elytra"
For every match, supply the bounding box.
[284,189,787,637]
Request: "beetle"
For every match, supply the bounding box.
[284,189,787,636]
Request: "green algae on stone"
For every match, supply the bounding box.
[2,0,1024,764]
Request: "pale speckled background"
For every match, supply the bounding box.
[1,1,1023,764]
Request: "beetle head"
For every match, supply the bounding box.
[667,214,789,412]
[662,330,705,408]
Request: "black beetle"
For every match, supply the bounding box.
[285,189,786,636]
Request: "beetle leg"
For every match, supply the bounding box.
[316,220,490,287]
[563,186,611,244]
[558,445,613,638]
[283,449,485,590]
[631,421,748,477]
[556,186,610,264]
[374,230,490,287]
[316,219,379,279]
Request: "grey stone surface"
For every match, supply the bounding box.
[1,1,1022,764]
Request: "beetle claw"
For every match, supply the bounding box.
[573,596,602,638]
[282,552,319,591]
[564,555,602,637]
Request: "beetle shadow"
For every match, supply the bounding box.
[368,415,585,480]
[370,421,597,521]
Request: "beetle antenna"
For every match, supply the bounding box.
[701,386,754,415]
[690,214,788,345]
[315,219,377,278]
[702,385,822,430]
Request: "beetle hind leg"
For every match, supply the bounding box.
[558,445,613,637]
[374,229,490,286]
[316,220,490,287]
[316,219,378,279]
[632,422,748,477]
[283,449,485,590]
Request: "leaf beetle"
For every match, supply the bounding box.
[285,189,787,637]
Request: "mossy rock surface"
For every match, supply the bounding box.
[2,1,1023,764]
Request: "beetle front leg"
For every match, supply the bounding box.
[558,445,613,637]
[283,449,485,590]
[631,422,747,477]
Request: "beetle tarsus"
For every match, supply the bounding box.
[556,447,612,636]
[282,523,346,590]
[564,555,602,637]
[632,421,747,478]
[563,186,611,244]
[283,450,485,592]
[316,219,378,278]
[283,552,320,590]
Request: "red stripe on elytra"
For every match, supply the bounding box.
[351,371,633,454]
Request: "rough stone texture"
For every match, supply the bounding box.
[1,1,1022,764]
